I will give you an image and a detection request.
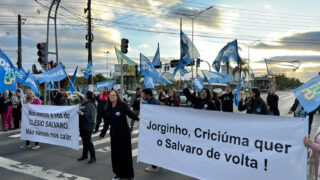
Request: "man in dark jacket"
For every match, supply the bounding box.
[77,91,96,164]
[94,87,109,133]
[220,85,234,112]
[142,88,161,173]
[129,87,142,131]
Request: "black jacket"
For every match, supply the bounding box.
[130,94,141,111]
[100,102,139,137]
[0,96,8,113]
[183,88,217,110]
[220,93,234,112]
[238,96,268,115]
[267,94,280,115]
[212,99,221,111]
[79,96,96,131]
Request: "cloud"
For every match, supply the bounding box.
[253,31,320,52]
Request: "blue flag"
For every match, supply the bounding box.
[173,31,200,77]
[292,75,320,113]
[67,66,78,94]
[191,76,204,91]
[96,80,116,90]
[14,67,26,83]
[22,73,40,97]
[202,70,232,84]
[140,53,172,84]
[0,50,17,93]
[152,43,161,66]
[144,75,154,88]
[213,40,239,72]
[234,76,246,106]
[84,61,93,79]
[46,82,52,90]
[33,64,67,84]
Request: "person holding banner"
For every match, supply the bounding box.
[180,80,217,111]
[0,91,13,131]
[20,89,41,149]
[98,90,139,180]
[77,91,96,164]
[158,90,168,106]
[238,87,268,115]
[128,87,142,132]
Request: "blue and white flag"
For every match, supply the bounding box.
[152,43,161,66]
[46,81,55,91]
[0,50,17,93]
[234,76,246,106]
[144,75,154,89]
[202,70,232,84]
[14,66,26,83]
[191,76,204,91]
[140,53,172,84]
[84,61,93,79]
[292,75,320,113]
[22,73,40,97]
[67,66,78,95]
[173,31,200,77]
[33,64,67,84]
[212,40,239,72]
[96,80,116,90]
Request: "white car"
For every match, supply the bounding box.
[177,90,192,106]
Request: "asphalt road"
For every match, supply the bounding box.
[0,91,318,180]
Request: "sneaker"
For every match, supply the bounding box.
[144,166,160,172]
[31,145,40,150]
[20,144,31,149]
[112,176,120,180]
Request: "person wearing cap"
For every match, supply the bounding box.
[238,87,268,115]
[77,91,96,164]
[94,87,109,133]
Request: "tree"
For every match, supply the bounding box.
[232,56,250,80]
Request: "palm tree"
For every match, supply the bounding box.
[232,55,250,81]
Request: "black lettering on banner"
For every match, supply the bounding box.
[157,139,162,146]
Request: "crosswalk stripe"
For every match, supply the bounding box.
[96,136,139,153]
[0,156,90,180]
[0,129,20,136]
[80,129,139,149]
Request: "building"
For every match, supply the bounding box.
[250,77,273,92]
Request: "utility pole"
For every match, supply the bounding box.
[17,14,22,69]
[85,0,93,91]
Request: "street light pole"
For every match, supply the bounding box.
[175,6,213,80]
[103,51,110,78]
[245,39,260,87]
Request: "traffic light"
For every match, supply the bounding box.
[121,38,129,54]
[37,42,48,65]
[196,58,201,67]
[170,60,179,68]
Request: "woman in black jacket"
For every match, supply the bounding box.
[77,91,96,164]
[238,87,268,115]
[99,90,138,180]
[180,80,217,110]
[210,90,221,111]
[266,88,280,116]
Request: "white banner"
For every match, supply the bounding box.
[138,105,308,180]
[21,104,79,150]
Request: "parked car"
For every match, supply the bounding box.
[176,90,192,106]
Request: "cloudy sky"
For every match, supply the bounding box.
[0,0,320,82]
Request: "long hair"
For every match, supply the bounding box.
[105,90,124,110]
[26,89,35,103]
[168,89,177,101]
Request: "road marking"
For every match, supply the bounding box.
[80,129,139,149]
[0,156,90,180]
[0,129,20,136]
[96,136,139,153]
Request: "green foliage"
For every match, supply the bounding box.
[274,73,303,90]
